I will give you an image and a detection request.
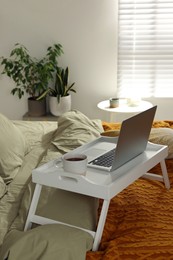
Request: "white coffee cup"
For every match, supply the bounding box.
[62,153,87,175]
[109,98,119,108]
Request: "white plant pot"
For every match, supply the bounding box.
[49,95,71,116]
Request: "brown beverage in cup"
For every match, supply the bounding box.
[66,157,84,161]
[62,154,87,175]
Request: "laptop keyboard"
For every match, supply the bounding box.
[88,148,116,167]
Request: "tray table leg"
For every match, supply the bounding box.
[92,199,110,251]
[160,160,170,189]
[24,184,42,231]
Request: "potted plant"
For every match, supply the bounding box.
[0,43,63,116]
[40,66,76,116]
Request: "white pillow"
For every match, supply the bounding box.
[0,113,28,183]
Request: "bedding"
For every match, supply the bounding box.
[0,110,103,260]
[0,177,7,199]
[0,111,173,259]
[0,113,29,184]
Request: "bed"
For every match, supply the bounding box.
[0,110,173,259]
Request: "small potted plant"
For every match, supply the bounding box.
[0,43,63,116]
[40,66,76,116]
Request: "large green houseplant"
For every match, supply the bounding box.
[0,43,63,116]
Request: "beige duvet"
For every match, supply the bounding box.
[0,110,103,260]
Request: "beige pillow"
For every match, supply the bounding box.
[0,113,28,183]
[149,128,173,159]
[52,110,103,153]
[0,224,93,260]
[0,176,7,198]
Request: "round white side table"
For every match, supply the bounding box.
[97,100,153,122]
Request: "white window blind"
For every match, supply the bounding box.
[117,0,173,98]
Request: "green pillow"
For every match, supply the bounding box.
[0,113,28,183]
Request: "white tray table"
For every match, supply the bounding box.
[24,140,170,251]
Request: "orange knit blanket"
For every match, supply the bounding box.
[86,121,173,260]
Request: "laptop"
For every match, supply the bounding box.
[85,106,157,172]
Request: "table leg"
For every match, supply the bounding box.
[160,160,170,189]
[92,199,110,251]
[24,184,42,231]
[110,112,115,122]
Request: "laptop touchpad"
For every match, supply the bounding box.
[84,142,116,161]
[85,148,106,157]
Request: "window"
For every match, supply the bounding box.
[117,0,173,98]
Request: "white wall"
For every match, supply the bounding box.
[0,0,172,121]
